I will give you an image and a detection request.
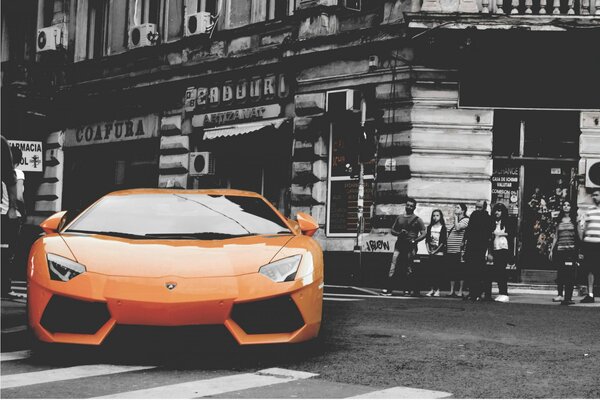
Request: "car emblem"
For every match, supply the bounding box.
[165,282,177,290]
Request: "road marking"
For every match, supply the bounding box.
[95,368,318,398]
[1,364,155,389]
[325,293,420,300]
[323,297,363,302]
[1,325,28,334]
[1,350,31,362]
[348,386,453,399]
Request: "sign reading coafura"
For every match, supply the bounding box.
[64,115,159,147]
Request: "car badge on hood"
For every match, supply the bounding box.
[165,282,177,290]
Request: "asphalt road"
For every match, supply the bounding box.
[1,288,599,398]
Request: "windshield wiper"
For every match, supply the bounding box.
[144,232,253,240]
[65,229,148,239]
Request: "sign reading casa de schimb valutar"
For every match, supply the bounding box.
[64,115,159,147]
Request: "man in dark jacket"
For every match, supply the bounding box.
[463,200,492,301]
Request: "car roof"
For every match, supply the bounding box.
[105,188,264,198]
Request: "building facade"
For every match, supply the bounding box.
[2,0,600,282]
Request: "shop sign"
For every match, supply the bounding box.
[192,104,281,128]
[64,115,159,147]
[492,167,520,216]
[8,140,43,172]
[184,74,290,112]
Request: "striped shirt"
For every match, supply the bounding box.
[583,206,600,243]
[447,217,469,254]
[556,220,576,251]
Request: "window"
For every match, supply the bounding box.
[225,0,292,29]
[87,0,109,59]
[129,0,166,31]
[327,121,376,237]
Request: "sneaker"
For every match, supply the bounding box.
[560,300,575,306]
[381,289,393,296]
[425,290,434,297]
[495,295,510,303]
[433,290,440,297]
[552,296,564,302]
[580,295,595,303]
[457,292,464,297]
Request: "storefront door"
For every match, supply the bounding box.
[493,110,580,270]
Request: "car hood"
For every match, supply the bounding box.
[58,233,297,278]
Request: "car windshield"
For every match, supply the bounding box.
[65,193,292,238]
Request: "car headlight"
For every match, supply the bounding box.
[47,253,86,282]
[259,255,302,283]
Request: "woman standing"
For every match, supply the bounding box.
[425,209,447,297]
[549,201,579,305]
[487,203,514,303]
[446,204,469,298]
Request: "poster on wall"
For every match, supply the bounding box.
[491,166,520,216]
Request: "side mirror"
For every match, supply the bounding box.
[296,212,319,237]
[40,211,68,234]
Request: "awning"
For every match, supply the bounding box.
[202,118,289,141]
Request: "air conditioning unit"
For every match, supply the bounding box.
[184,11,212,36]
[585,158,600,188]
[37,23,68,52]
[326,89,361,113]
[189,152,215,176]
[128,23,157,49]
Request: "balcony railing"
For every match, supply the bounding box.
[420,0,599,15]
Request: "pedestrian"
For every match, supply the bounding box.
[549,200,579,305]
[1,135,19,298]
[486,203,515,303]
[579,188,600,304]
[463,200,492,301]
[425,209,447,297]
[382,197,426,297]
[446,203,469,298]
[10,146,26,219]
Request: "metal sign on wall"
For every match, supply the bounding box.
[192,104,281,128]
[8,140,43,172]
[64,115,159,147]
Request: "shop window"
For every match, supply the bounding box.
[327,118,375,237]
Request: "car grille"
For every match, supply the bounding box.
[107,325,237,348]
[40,295,111,334]
[231,295,305,334]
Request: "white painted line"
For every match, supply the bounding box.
[1,325,28,334]
[1,350,31,362]
[2,364,155,389]
[348,386,452,399]
[257,368,318,380]
[325,293,420,300]
[349,286,382,296]
[324,297,363,302]
[95,368,318,399]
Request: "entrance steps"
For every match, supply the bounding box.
[520,269,557,284]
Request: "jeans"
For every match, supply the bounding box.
[484,249,509,299]
[555,250,577,301]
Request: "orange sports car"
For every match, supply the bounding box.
[27,189,323,346]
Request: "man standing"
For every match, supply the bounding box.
[382,197,426,296]
[1,135,19,297]
[580,189,600,303]
[463,200,492,301]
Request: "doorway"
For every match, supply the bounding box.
[492,110,580,270]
